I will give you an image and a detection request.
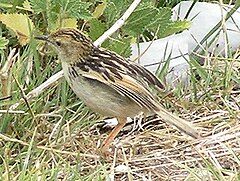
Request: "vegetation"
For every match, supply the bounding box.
[0,0,239,180]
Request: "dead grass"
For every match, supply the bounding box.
[0,78,239,180]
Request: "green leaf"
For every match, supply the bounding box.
[146,7,172,34]
[121,3,190,39]
[0,0,25,6]
[47,5,59,30]
[158,20,191,38]
[88,18,106,41]
[29,0,48,13]
[57,0,92,20]
[30,0,92,30]
[145,7,191,38]
[123,5,158,36]
[104,0,132,26]
[106,37,132,58]
[104,1,118,25]
[0,36,9,50]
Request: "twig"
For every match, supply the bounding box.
[0,48,18,97]
[0,110,25,114]
[8,71,64,111]
[93,0,142,46]
[26,70,64,100]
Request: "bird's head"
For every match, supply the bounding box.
[35,28,93,63]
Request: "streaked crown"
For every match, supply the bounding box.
[36,28,93,63]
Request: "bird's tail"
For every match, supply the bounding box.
[155,106,200,139]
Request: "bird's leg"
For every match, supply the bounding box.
[101,117,126,153]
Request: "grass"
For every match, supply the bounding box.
[0,41,239,180]
[1,1,240,181]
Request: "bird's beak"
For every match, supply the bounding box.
[34,35,49,41]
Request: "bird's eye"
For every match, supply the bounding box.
[55,41,61,46]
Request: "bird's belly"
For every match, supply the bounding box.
[64,70,144,117]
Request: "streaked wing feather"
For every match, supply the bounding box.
[92,48,165,91]
[82,70,158,111]
[77,47,164,112]
[128,62,165,90]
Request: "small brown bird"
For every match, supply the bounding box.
[35,28,199,153]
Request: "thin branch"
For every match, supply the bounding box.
[0,110,25,114]
[94,0,141,46]
[25,70,64,100]
[0,48,18,97]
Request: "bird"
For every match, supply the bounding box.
[35,28,200,154]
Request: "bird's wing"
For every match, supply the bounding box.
[81,68,158,111]
[78,48,200,139]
